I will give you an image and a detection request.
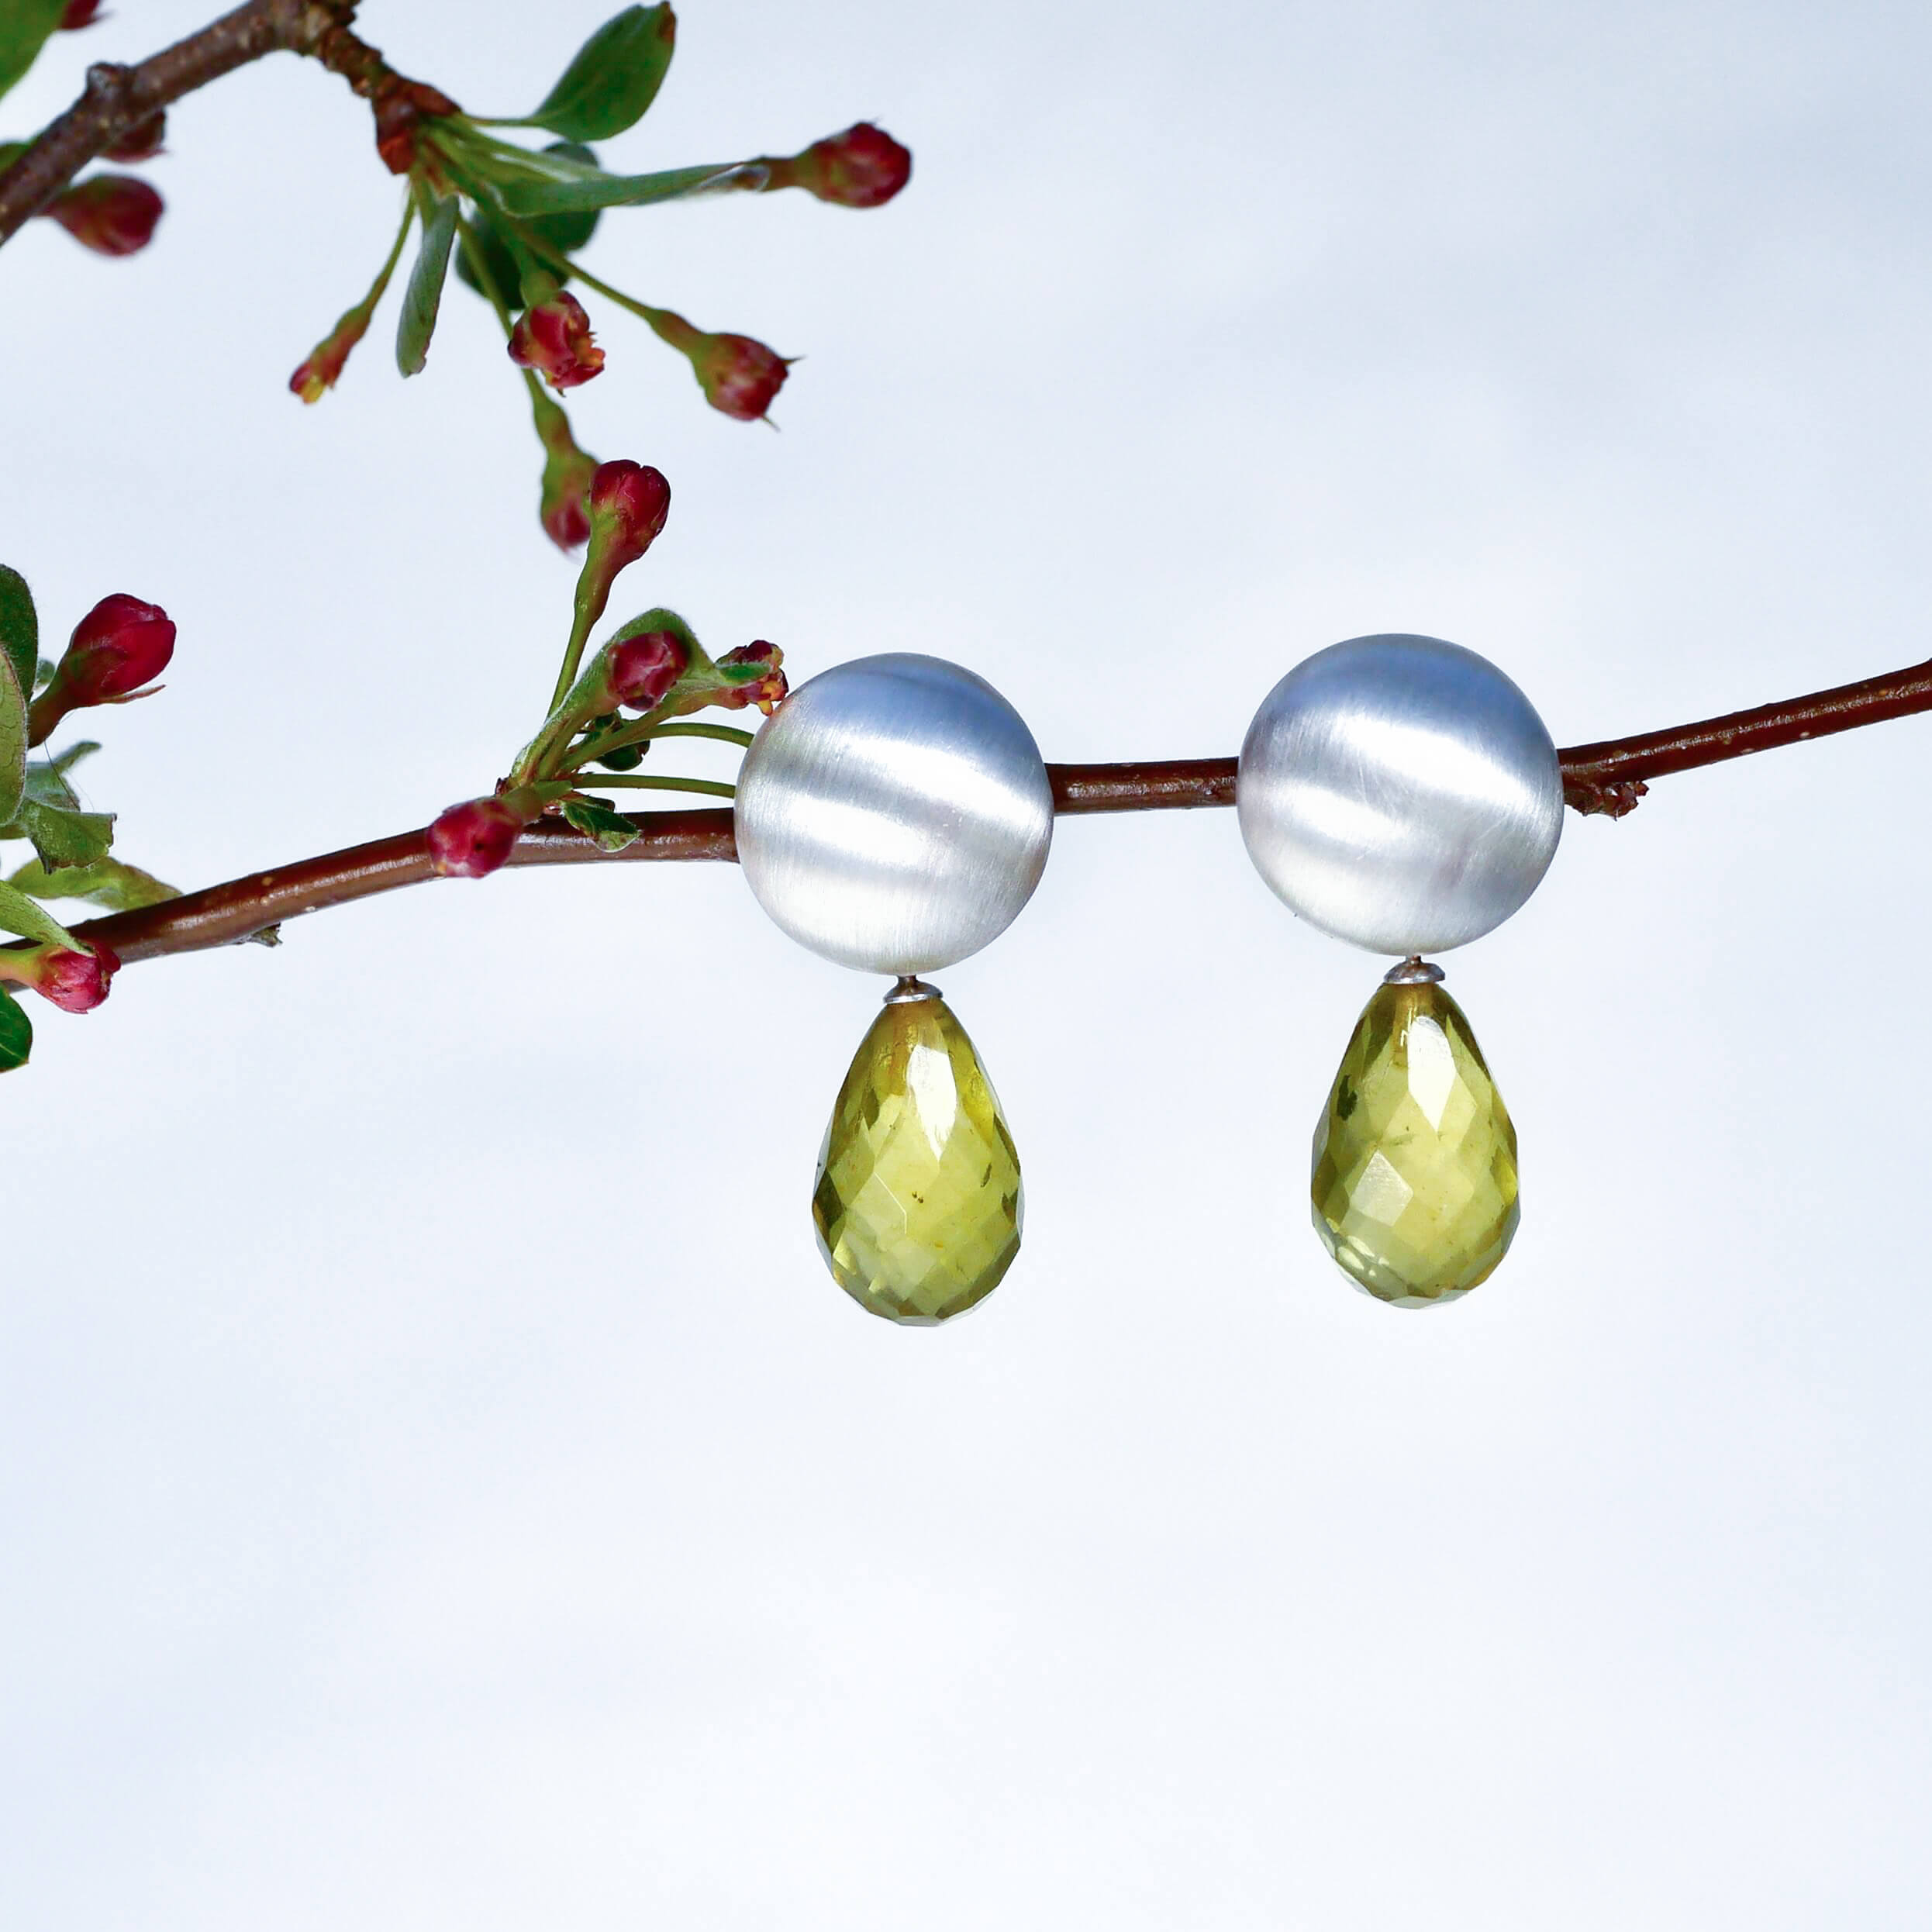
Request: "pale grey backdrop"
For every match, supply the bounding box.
[4,1,1929,1925]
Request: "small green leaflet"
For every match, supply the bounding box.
[19,799,114,874]
[496,160,766,219]
[0,988,29,1072]
[396,193,459,376]
[0,564,36,698]
[516,4,677,143]
[9,855,178,911]
[0,878,78,948]
[0,0,64,106]
[563,798,642,852]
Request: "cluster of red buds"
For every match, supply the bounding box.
[426,452,788,881]
[0,575,178,1029]
[261,0,913,550]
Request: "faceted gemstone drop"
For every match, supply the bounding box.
[812,992,1023,1324]
[1310,978,1519,1308]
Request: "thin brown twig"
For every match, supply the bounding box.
[40,653,1932,972]
[0,0,346,243]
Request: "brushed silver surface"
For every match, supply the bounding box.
[1237,633,1564,955]
[735,654,1054,975]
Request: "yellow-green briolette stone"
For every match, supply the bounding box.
[812,994,1023,1324]
[1311,978,1520,1308]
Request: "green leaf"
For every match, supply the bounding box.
[496,160,765,219]
[19,799,114,873]
[395,193,459,376]
[455,144,602,300]
[0,654,23,831]
[47,738,97,778]
[8,854,177,910]
[0,0,64,105]
[0,988,30,1073]
[0,878,78,947]
[0,564,36,699]
[453,206,522,303]
[519,4,676,143]
[563,798,641,852]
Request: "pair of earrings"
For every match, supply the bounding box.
[733,635,1563,1324]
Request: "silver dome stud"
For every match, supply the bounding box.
[1237,633,1563,956]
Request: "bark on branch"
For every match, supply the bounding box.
[53,654,1932,971]
[0,0,345,243]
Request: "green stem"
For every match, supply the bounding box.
[454,212,516,334]
[366,193,417,310]
[560,711,761,776]
[579,775,737,799]
[457,212,608,730]
[552,712,658,771]
[504,219,684,342]
[635,722,755,747]
[458,213,581,451]
[549,590,603,717]
[436,124,602,178]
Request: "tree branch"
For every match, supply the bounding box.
[0,0,349,243]
[37,653,1932,972]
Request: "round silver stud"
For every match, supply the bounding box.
[735,653,1054,976]
[1237,633,1564,955]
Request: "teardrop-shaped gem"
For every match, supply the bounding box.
[812,988,1023,1324]
[1310,978,1520,1307]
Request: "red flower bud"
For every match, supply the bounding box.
[105,112,166,164]
[692,333,791,423]
[541,449,597,550]
[587,461,671,571]
[785,123,913,209]
[29,592,175,743]
[289,306,371,404]
[608,630,689,712]
[63,593,174,699]
[641,309,793,423]
[59,0,102,28]
[530,394,598,550]
[45,175,163,257]
[19,942,119,1014]
[427,796,528,879]
[509,292,605,392]
[716,641,788,715]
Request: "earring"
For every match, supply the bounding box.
[1238,633,1564,1307]
[734,654,1054,1325]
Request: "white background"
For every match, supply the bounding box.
[4,1,1930,1924]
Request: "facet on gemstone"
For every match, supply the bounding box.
[812,993,1023,1324]
[1310,978,1519,1308]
